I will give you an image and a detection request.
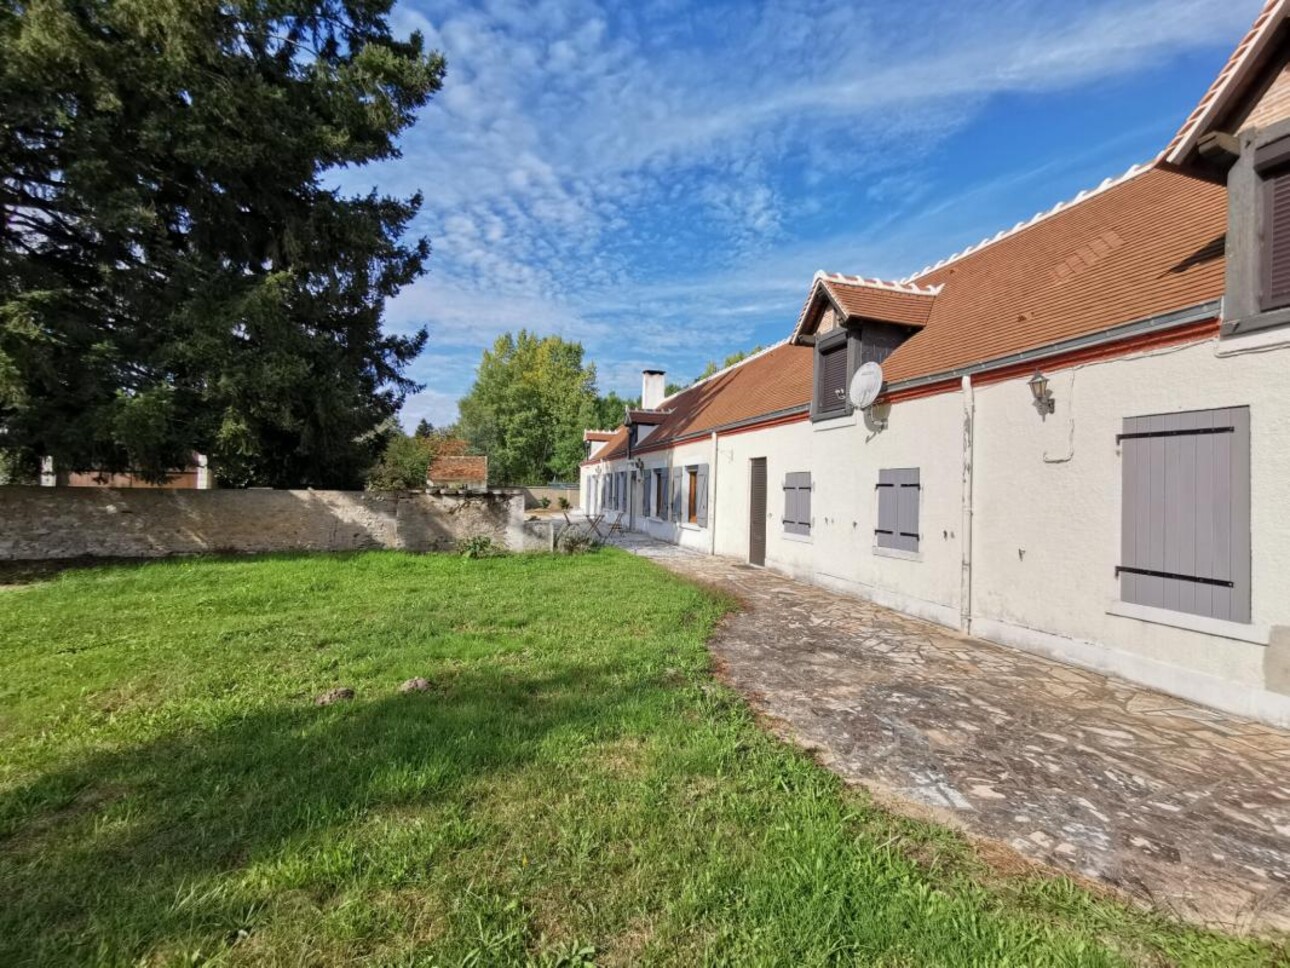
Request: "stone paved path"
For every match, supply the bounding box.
[611,532,1290,933]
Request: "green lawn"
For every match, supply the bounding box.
[0,551,1281,967]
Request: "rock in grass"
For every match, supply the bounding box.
[315,687,355,706]
[398,677,431,694]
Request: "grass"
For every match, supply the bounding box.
[0,550,1282,967]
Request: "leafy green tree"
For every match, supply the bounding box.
[413,418,435,439]
[457,331,600,484]
[1,1,445,487]
[365,432,435,491]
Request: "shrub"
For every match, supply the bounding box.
[558,529,599,555]
[456,535,504,559]
[539,496,551,508]
[558,496,571,510]
[366,433,435,491]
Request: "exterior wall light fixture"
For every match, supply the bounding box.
[1028,370,1055,416]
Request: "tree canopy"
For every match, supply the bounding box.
[1,1,444,487]
[457,331,610,484]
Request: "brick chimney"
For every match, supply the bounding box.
[642,369,666,410]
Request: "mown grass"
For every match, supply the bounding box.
[0,550,1281,966]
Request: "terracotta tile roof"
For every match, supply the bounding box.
[427,455,488,485]
[583,430,615,442]
[586,160,1227,465]
[881,163,1226,384]
[590,341,814,462]
[1164,0,1286,164]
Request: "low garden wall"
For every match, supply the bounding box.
[0,486,528,561]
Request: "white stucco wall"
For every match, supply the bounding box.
[968,332,1290,716]
[712,393,966,628]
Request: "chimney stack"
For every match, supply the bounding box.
[641,369,666,410]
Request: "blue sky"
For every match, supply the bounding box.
[337,0,1263,430]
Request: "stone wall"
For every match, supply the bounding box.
[0,486,528,561]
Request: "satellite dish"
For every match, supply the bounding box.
[849,362,884,410]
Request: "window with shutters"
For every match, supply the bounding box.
[1259,136,1290,313]
[875,468,920,554]
[1118,407,1251,623]
[687,467,699,523]
[782,472,812,536]
[813,329,851,419]
[654,469,667,519]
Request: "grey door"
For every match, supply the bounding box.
[749,458,767,566]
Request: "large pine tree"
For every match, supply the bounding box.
[0,1,444,486]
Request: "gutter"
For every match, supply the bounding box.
[885,300,1221,395]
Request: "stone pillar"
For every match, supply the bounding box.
[39,456,56,487]
[195,453,212,490]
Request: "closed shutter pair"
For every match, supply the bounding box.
[783,472,811,535]
[876,468,920,552]
[1118,407,1250,623]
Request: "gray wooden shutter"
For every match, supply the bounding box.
[619,471,627,511]
[696,465,709,527]
[784,472,810,535]
[671,467,682,518]
[818,343,848,413]
[1263,167,1290,311]
[1119,407,1250,622]
[876,468,919,552]
[749,458,767,566]
[643,470,651,517]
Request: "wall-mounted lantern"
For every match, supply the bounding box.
[1027,370,1055,416]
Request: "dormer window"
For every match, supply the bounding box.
[813,329,853,419]
[795,274,935,419]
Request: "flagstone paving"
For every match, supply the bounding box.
[609,531,1290,933]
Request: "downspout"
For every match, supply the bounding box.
[710,431,719,556]
[960,375,975,635]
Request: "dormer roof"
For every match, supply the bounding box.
[791,273,939,343]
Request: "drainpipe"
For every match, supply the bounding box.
[960,375,975,635]
[710,431,719,556]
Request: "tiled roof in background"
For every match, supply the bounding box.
[428,455,488,484]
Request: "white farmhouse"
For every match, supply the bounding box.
[582,1,1290,728]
